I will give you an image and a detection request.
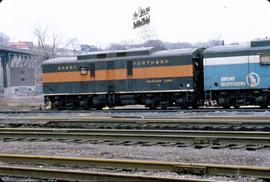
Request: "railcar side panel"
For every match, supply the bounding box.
[42,55,195,94]
[203,40,270,108]
[42,48,204,109]
[204,55,270,91]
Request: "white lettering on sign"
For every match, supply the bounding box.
[220,76,246,87]
[221,76,235,82]
[220,82,246,87]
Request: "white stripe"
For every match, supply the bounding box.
[43,89,194,96]
[204,55,260,66]
[118,89,194,94]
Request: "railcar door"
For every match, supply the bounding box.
[89,63,96,93]
[127,60,133,91]
[106,61,115,104]
[247,55,260,88]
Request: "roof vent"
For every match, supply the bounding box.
[251,39,270,48]
[77,47,161,60]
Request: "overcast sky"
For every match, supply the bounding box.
[0,0,270,48]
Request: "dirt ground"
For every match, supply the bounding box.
[0,95,43,110]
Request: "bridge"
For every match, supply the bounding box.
[0,45,43,96]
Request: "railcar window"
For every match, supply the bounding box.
[90,63,95,77]
[260,55,270,64]
[80,67,88,75]
[97,54,107,59]
[107,61,114,69]
[116,52,127,57]
[107,53,114,58]
[127,61,133,76]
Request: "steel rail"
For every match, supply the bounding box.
[0,128,270,138]
[0,166,207,182]
[2,117,270,128]
[0,107,269,113]
[0,154,269,180]
[0,129,269,145]
[2,115,270,121]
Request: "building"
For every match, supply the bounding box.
[0,45,44,96]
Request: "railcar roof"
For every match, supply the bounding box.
[43,47,200,65]
[204,44,250,54]
[43,56,77,64]
[151,48,199,57]
[79,47,157,57]
[205,39,270,55]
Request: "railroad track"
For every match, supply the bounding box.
[0,128,269,148]
[0,154,269,181]
[0,107,270,113]
[0,166,204,182]
[1,115,270,131]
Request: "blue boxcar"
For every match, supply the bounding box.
[204,40,270,91]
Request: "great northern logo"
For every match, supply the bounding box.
[246,72,260,87]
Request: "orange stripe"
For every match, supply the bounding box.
[134,65,192,79]
[42,65,193,83]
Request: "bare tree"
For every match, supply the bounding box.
[33,24,60,59]
[51,31,59,57]
[34,24,48,57]
[0,32,9,46]
[65,38,80,55]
